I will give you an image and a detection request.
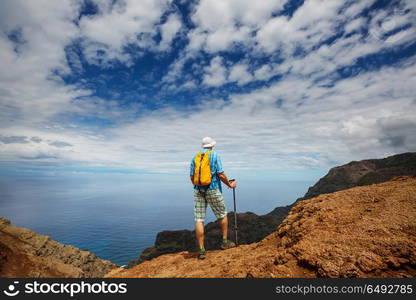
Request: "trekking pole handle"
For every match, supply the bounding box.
[229,178,235,188]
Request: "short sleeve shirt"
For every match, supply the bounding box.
[190,149,224,193]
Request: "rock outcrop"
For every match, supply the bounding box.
[129,152,416,266]
[129,210,289,267]
[0,218,117,278]
[106,176,416,278]
[300,152,416,201]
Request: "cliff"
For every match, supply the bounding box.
[106,176,416,278]
[130,152,416,266]
[0,218,116,278]
[300,152,416,200]
[129,210,290,267]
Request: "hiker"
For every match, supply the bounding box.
[189,137,237,259]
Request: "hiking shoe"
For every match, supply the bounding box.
[220,240,236,250]
[197,250,206,260]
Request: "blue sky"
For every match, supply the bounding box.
[0,0,415,177]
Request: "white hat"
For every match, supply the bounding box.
[201,137,216,148]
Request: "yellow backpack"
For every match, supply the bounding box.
[193,150,212,186]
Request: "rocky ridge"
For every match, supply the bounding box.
[0,217,116,277]
[129,209,290,267]
[300,152,416,200]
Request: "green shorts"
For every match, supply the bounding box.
[193,188,227,222]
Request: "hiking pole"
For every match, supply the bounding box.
[229,179,238,245]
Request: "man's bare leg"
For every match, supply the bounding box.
[219,216,235,249]
[195,221,205,249]
[219,216,228,240]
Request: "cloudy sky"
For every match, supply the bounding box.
[0,0,415,177]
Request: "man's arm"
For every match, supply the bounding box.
[218,172,237,188]
[214,153,236,188]
[190,156,195,185]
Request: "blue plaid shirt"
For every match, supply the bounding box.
[190,149,224,193]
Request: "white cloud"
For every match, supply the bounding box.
[343,0,376,19]
[159,13,182,51]
[368,7,415,45]
[204,26,251,53]
[256,0,345,56]
[202,56,228,87]
[0,0,176,127]
[172,0,416,88]
[0,0,84,126]
[188,0,287,53]
[255,15,293,54]
[228,63,253,85]
[79,0,174,64]
[344,17,366,34]
[254,65,275,81]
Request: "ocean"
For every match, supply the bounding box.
[0,172,318,266]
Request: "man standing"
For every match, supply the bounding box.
[190,137,237,259]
